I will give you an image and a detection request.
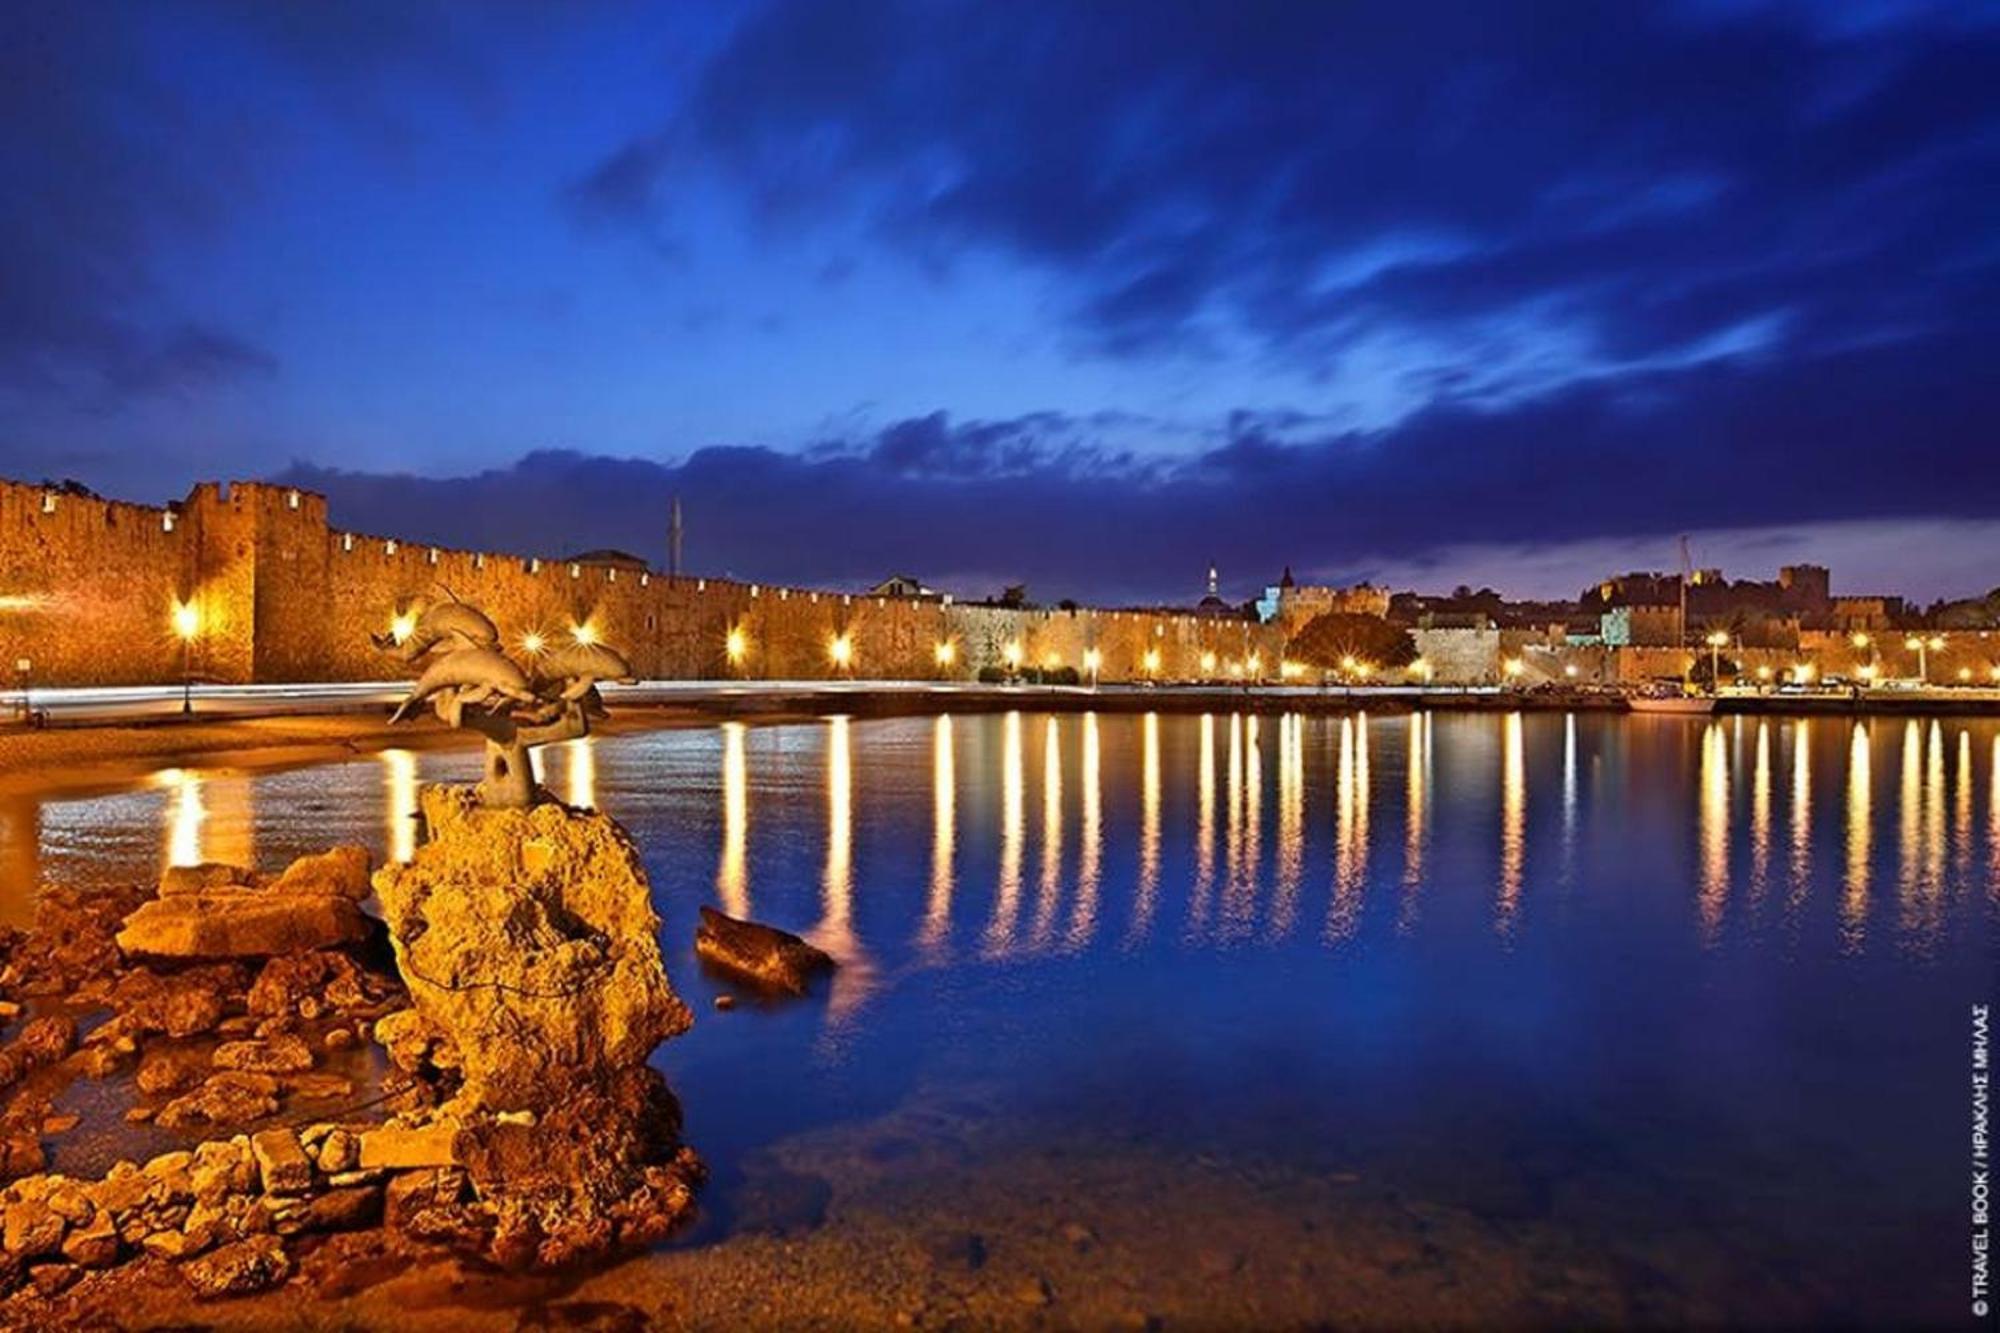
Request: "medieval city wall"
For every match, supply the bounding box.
[7,477,1994,691]
[0,479,1283,688]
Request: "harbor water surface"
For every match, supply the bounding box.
[2,710,1991,1324]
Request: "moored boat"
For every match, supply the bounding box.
[1629,693,1716,715]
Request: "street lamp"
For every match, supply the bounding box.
[1902,634,1944,683]
[725,626,748,672]
[1082,646,1101,686]
[171,600,200,716]
[1409,657,1431,685]
[1003,640,1024,676]
[1142,647,1161,679]
[828,633,854,674]
[1705,630,1729,691]
[934,639,956,674]
[1502,657,1524,685]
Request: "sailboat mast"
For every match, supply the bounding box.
[1677,535,1691,659]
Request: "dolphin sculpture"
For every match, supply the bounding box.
[371,600,500,662]
[532,642,639,701]
[389,647,538,724]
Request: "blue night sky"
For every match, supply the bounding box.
[2,1,1996,603]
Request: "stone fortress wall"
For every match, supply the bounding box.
[0,479,1283,688]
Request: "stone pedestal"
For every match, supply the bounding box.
[367,786,700,1268]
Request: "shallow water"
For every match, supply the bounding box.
[4,710,1994,1324]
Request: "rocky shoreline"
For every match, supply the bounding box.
[0,786,704,1322]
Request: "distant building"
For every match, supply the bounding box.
[868,573,938,599]
[565,548,650,574]
[1585,562,1839,628]
[1255,567,1391,632]
[1194,564,1239,619]
[1831,595,1904,632]
[1600,605,1681,648]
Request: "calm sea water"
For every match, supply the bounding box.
[2,710,1993,1322]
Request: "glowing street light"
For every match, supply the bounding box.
[570,621,598,646]
[1904,634,1945,682]
[1142,647,1161,678]
[1003,640,1024,674]
[1409,657,1431,684]
[1244,651,1261,678]
[828,633,854,672]
[1082,646,1101,684]
[1502,657,1524,684]
[1705,630,1729,689]
[725,626,748,669]
[934,639,956,671]
[1280,659,1305,680]
[1858,662,1878,684]
[520,631,546,656]
[1200,650,1217,675]
[1564,663,1580,679]
[171,599,201,716]
[389,610,417,645]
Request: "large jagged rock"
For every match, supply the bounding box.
[115,848,374,961]
[364,785,701,1269]
[371,787,690,1113]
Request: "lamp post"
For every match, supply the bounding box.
[1904,634,1944,683]
[1851,631,1875,685]
[1083,646,1101,688]
[1705,630,1729,692]
[172,601,200,716]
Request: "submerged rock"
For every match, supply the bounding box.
[212,1034,315,1075]
[155,1072,279,1131]
[693,906,836,996]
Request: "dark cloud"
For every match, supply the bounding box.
[577,0,2000,390]
[277,326,2000,603]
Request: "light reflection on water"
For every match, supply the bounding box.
[2,710,1994,1320]
[7,710,1997,966]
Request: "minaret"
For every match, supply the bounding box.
[1207,564,1219,599]
[669,496,684,580]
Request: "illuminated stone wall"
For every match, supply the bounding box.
[0,478,1283,687]
[0,483,192,688]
